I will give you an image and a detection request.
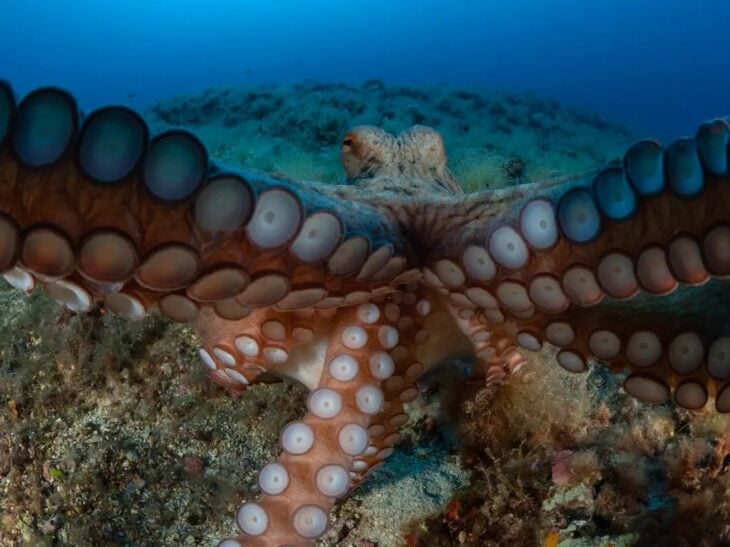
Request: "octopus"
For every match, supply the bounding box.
[0,81,729,546]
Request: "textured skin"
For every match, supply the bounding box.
[2,83,730,545]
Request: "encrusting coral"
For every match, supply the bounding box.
[2,80,730,547]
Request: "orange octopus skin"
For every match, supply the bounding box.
[2,82,730,544]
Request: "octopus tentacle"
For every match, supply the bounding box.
[195,306,323,392]
[450,307,527,383]
[0,84,415,323]
[216,286,437,545]
[427,116,730,410]
[503,299,730,411]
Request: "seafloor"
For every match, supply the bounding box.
[2,81,728,547]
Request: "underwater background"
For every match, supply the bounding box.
[2,0,730,140]
[2,1,730,547]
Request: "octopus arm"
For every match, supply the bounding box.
[0,83,414,322]
[215,288,435,545]
[426,117,730,410]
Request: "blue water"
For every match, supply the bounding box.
[1,0,728,142]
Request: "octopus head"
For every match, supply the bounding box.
[341,125,461,195]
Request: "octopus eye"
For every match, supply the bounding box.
[342,138,353,147]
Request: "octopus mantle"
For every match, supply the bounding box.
[1,82,730,545]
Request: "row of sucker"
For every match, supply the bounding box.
[426,117,730,321]
[216,297,426,544]
[515,318,730,412]
[462,224,730,320]
[558,120,727,243]
[450,306,527,384]
[0,84,411,316]
[196,309,321,392]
